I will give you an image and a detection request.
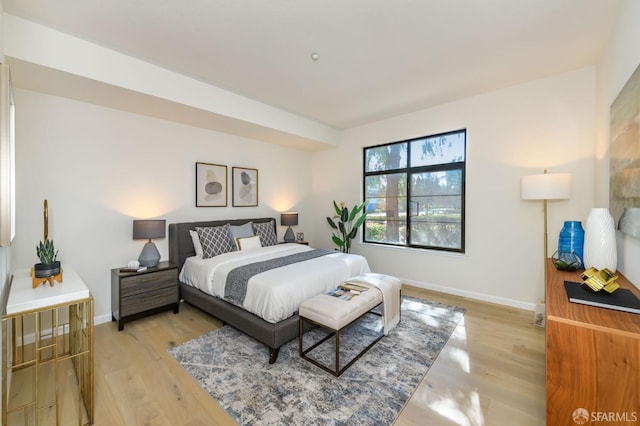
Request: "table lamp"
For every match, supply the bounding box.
[281,212,298,243]
[133,219,166,267]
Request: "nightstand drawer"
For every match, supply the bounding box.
[120,269,176,297]
[121,286,178,316]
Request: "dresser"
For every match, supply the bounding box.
[546,259,640,424]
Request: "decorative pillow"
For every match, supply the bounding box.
[189,230,204,257]
[252,221,277,246]
[229,222,254,250]
[196,224,234,259]
[236,235,262,250]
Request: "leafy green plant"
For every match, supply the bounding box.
[36,239,58,264]
[326,200,367,253]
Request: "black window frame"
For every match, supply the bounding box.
[362,129,466,253]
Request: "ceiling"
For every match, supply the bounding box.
[3,0,622,130]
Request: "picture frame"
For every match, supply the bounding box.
[195,162,227,207]
[296,232,305,242]
[232,167,258,207]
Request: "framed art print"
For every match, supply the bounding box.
[232,167,258,207]
[196,162,227,207]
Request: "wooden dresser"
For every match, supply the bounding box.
[546,259,640,425]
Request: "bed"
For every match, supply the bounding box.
[168,217,371,363]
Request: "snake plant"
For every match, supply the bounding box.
[36,239,58,264]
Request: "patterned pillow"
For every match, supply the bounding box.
[196,224,234,259]
[252,221,277,246]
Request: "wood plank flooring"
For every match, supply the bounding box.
[86,286,544,425]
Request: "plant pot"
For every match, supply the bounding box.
[34,261,61,278]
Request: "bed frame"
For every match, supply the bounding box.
[168,217,315,364]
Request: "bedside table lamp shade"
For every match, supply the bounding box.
[281,212,298,243]
[133,219,166,267]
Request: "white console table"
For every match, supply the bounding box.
[2,266,94,425]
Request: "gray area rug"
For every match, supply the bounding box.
[168,296,465,425]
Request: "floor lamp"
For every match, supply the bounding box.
[521,170,572,326]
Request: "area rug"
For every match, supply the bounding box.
[168,296,465,425]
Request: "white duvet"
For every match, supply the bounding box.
[179,244,371,323]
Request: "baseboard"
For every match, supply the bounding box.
[401,277,537,312]
[95,313,113,325]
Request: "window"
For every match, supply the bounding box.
[363,129,466,252]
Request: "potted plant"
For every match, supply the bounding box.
[326,200,367,253]
[34,239,60,278]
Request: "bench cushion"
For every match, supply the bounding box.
[299,289,383,330]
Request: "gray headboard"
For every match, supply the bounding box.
[168,217,277,271]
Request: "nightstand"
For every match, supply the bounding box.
[111,261,179,331]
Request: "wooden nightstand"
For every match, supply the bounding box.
[111,261,179,331]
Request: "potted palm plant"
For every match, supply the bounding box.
[326,200,367,253]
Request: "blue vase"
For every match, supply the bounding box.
[558,221,585,267]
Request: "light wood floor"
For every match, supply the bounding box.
[87,285,545,425]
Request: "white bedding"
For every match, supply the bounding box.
[179,244,371,323]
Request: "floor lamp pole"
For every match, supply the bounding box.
[543,198,548,303]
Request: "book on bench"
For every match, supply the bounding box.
[326,287,355,300]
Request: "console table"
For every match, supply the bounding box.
[546,259,640,424]
[2,266,94,425]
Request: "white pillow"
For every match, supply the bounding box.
[189,230,204,257]
[236,235,262,250]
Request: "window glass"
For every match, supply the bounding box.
[410,132,465,167]
[363,129,466,252]
[364,144,407,172]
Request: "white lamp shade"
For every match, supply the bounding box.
[521,173,572,200]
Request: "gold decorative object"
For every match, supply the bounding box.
[580,267,620,293]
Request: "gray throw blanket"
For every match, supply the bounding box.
[224,248,333,306]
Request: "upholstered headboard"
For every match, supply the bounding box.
[168,217,277,271]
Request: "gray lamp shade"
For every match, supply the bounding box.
[281,212,298,243]
[281,212,298,226]
[133,219,166,240]
[133,219,166,267]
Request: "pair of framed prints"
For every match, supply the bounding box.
[195,162,257,207]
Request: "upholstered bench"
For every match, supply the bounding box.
[298,284,384,377]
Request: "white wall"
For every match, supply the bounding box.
[12,88,315,322]
[596,0,640,286]
[311,68,597,310]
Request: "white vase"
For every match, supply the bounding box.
[583,208,617,271]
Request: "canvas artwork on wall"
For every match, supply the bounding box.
[196,162,228,207]
[232,167,258,207]
[610,63,640,222]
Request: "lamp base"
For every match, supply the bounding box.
[284,227,295,243]
[138,241,161,267]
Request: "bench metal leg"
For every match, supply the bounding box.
[299,306,383,377]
